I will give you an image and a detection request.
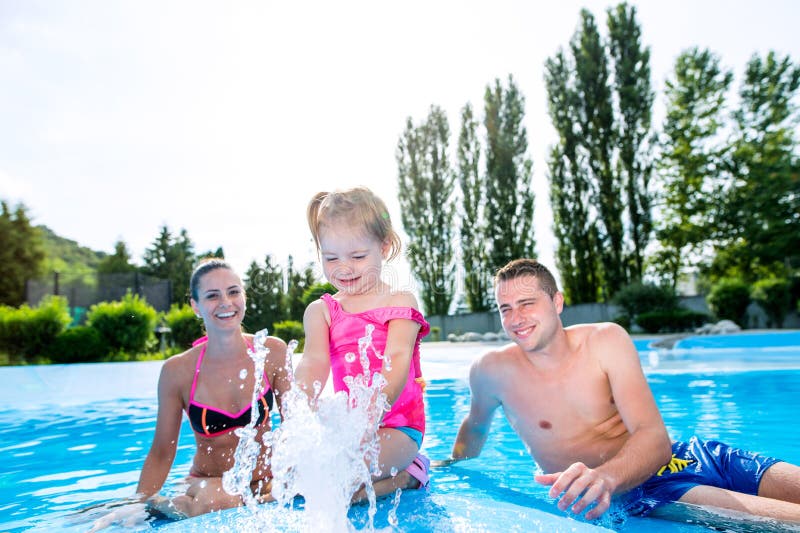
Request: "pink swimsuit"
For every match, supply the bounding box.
[322,293,430,434]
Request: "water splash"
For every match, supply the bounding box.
[222,329,272,509]
[224,325,392,531]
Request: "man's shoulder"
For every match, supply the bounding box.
[566,321,629,345]
[472,342,523,372]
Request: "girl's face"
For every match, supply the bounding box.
[318,221,388,295]
[190,267,246,332]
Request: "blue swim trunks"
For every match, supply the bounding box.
[619,436,781,516]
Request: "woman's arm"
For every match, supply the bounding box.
[293,300,332,403]
[135,357,185,499]
[263,336,292,419]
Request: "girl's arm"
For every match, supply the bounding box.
[135,358,185,499]
[293,300,332,402]
[381,292,422,406]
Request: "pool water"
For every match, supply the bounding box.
[1,336,799,532]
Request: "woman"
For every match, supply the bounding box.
[136,258,291,517]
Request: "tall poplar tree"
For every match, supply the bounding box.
[483,75,536,271]
[456,103,491,311]
[655,48,732,289]
[607,2,654,282]
[397,105,456,316]
[573,9,625,298]
[713,52,800,278]
[545,52,602,303]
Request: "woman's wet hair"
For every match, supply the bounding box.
[306,186,402,260]
[494,259,559,298]
[189,258,234,301]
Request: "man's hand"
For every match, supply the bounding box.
[534,462,615,520]
[430,457,460,468]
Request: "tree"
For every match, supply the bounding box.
[483,75,536,271]
[714,51,800,279]
[397,105,457,316]
[456,102,491,311]
[545,50,602,304]
[607,2,654,282]
[655,48,733,289]
[97,240,137,274]
[285,255,316,322]
[243,255,285,334]
[141,226,196,304]
[0,201,45,306]
[572,9,625,298]
[545,5,655,302]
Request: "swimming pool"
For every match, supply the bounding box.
[1,332,799,532]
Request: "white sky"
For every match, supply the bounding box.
[1,0,798,296]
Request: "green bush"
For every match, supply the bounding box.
[0,296,72,360]
[301,282,337,307]
[612,282,678,321]
[164,304,204,349]
[707,278,751,327]
[47,326,107,363]
[635,309,711,334]
[751,278,791,328]
[87,292,158,354]
[611,314,632,331]
[272,320,305,353]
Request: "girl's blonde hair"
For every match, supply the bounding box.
[307,187,402,261]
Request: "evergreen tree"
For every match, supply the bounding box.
[607,2,654,282]
[0,201,45,306]
[545,51,602,303]
[243,255,285,334]
[97,240,137,274]
[655,48,732,289]
[285,255,316,322]
[715,51,800,278]
[456,102,491,311]
[483,75,536,271]
[397,105,456,316]
[141,226,196,304]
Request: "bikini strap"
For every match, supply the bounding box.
[189,341,207,403]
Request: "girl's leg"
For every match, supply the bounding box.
[355,427,419,500]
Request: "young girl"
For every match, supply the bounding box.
[136,259,292,516]
[294,187,430,497]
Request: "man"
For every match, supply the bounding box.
[447,258,800,523]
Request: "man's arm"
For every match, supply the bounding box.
[536,324,671,519]
[447,352,502,463]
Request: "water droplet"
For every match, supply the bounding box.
[239,368,248,379]
[390,467,398,477]
[199,480,207,489]
[345,352,356,363]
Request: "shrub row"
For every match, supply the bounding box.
[1,292,305,364]
[0,296,72,360]
[635,310,712,334]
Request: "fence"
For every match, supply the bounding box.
[26,272,172,321]
[426,296,800,341]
